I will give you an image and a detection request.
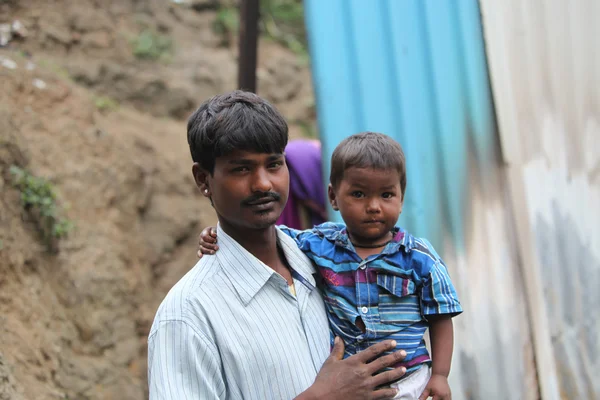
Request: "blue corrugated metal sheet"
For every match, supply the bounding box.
[304,1,539,399]
[305,0,498,250]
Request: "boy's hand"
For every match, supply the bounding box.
[197,227,218,258]
[419,374,451,400]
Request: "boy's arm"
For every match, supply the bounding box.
[197,226,313,257]
[428,315,453,378]
[418,316,453,400]
[418,258,461,400]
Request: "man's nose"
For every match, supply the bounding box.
[251,168,273,193]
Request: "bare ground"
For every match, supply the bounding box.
[0,0,315,398]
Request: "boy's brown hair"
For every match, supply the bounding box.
[329,132,407,197]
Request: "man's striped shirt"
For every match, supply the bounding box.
[282,222,462,375]
[148,226,330,399]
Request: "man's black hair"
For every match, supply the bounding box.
[187,90,288,173]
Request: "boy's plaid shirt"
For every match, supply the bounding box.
[282,222,463,374]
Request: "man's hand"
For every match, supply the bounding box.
[419,374,451,400]
[197,226,218,258]
[297,337,407,400]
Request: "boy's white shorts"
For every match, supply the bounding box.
[392,365,431,400]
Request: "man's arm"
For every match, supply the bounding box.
[148,320,225,399]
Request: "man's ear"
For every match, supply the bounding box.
[192,162,211,198]
[328,184,339,211]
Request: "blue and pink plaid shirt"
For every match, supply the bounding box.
[281,222,462,375]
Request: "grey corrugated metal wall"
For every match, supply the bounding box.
[480,1,600,399]
[305,1,539,398]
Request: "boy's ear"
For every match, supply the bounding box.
[328,184,339,211]
[192,162,211,198]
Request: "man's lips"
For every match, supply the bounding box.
[245,198,278,211]
[246,197,276,206]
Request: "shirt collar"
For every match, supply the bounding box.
[215,225,317,306]
[277,226,317,287]
[313,222,413,254]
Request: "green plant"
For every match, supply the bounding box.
[9,165,73,250]
[94,95,119,113]
[261,0,308,59]
[132,30,173,61]
[213,5,239,45]
[37,58,71,80]
[212,0,308,60]
[297,120,318,138]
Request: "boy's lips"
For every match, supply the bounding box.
[363,220,385,224]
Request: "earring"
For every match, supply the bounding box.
[204,189,209,194]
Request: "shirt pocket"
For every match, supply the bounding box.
[376,274,422,326]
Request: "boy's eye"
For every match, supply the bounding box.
[268,161,283,169]
[382,192,394,199]
[351,191,364,198]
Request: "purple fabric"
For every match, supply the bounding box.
[277,139,326,229]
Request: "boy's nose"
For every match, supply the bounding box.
[366,199,381,213]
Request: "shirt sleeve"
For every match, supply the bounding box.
[277,225,312,244]
[420,260,463,318]
[148,320,226,400]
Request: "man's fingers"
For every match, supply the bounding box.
[210,227,217,237]
[328,336,345,361]
[354,340,397,363]
[197,250,203,259]
[367,348,406,374]
[371,366,406,388]
[371,387,399,400]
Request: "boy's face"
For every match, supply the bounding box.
[329,167,403,246]
[193,150,289,231]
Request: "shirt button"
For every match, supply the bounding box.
[361,306,368,314]
[359,264,367,270]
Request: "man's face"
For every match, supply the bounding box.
[197,150,289,231]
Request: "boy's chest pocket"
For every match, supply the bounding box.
[376,274,422,325]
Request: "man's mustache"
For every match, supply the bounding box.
[241,191,282,206]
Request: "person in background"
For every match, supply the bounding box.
[277,139,327,230]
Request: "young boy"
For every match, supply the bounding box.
[198,132,462,400]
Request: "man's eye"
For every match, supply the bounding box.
[351,191,364,198]
[268,161,283,169]
[233,166,250,173]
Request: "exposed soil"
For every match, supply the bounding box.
[0,1,315,398]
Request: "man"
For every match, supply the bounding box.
[148,91,406,399]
